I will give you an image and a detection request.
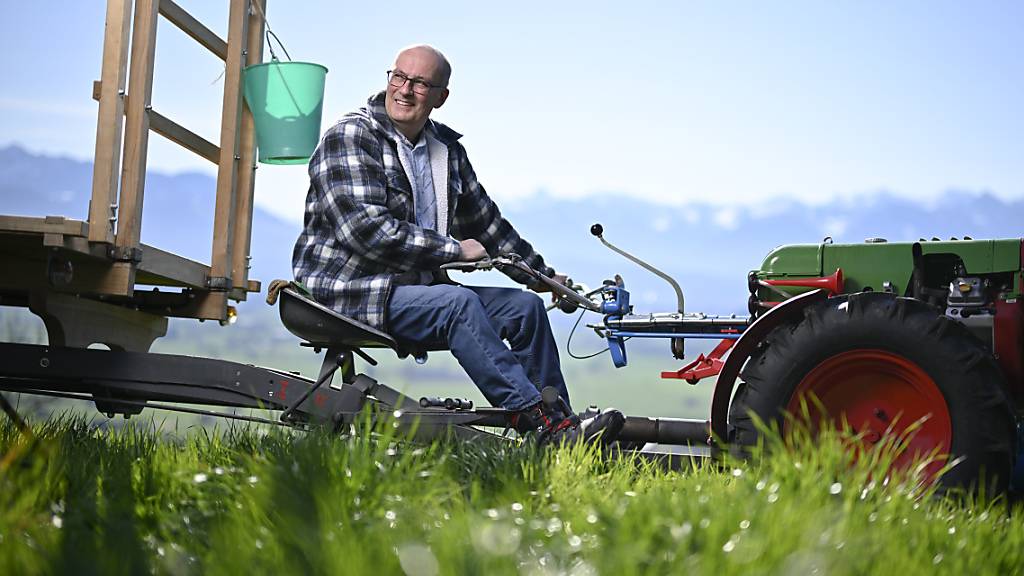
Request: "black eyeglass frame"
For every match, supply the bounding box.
[386,70,444,95]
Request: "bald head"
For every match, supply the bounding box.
[385,44,452,141]
[396,45,451,88]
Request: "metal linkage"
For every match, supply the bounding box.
[0,342,354,423]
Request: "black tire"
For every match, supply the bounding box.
[729,291,1016,494]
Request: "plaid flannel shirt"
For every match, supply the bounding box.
[292,91,555,332]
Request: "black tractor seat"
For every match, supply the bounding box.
[278,286,399,351]
[276,285,442,362]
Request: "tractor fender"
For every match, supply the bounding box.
[709,289,829,441]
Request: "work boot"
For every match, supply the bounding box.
[511,401,625,447]
[540,408,625,447]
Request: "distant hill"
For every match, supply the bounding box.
[2,144,1022,411]
[2,144,1022,318]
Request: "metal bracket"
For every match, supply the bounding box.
[662,338,736,384]
[205,276,232,290]
[107,246,143,263]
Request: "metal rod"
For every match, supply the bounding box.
[6,388,297,428]
[618,416,710,445]
[280,355,341,422]
[592,224,685,314]
[609,332,742,340]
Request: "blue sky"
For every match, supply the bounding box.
[1,1,1021,223]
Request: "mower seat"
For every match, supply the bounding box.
[278,286,399,351]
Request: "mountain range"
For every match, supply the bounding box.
[3,144,1020,319]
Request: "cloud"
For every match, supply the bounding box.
[712,207,739,230]
[820,217,848,237]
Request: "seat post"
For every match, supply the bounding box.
[319,346,356,385]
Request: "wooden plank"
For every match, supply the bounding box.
[231,0,266,292]
[209,0,249,284]
[88,0,133,244]
[158,0,228,60]
[137,244,211,288]
[1,224,213,294]
[114,0,162,297]
[0,256,225,321]
[150,109,220,164]
[0,236,127,295]
[0,216,88,237]
[183,291,230,321]
[91,87,221,165]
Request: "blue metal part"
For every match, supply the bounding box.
[609,331,742,340]
[601,284,631,367]
[600,285,630,316]
[1011,420,1024,493]
[608,335,628,368]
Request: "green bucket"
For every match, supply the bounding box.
[243,60,328,165]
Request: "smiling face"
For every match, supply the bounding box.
[385,46,450,141]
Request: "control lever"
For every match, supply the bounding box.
[590,223,685,315]
[541,386,579,425]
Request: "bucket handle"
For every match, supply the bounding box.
[250,0,292,62]
[265,29,292,62]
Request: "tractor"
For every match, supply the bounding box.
[0,0,1018,498]
[466,225,1021,493]
[731,235,1020,491]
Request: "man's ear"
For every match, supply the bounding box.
[434,88,449,109]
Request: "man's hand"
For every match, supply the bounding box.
[530,272,570,303]
[458,239,488,261]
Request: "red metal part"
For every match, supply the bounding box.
[787,349,952,482]
[662,339,735,383]
[995,299,1024,409]
[764,268,845,296]
[710,289,829,442]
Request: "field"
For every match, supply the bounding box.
[1,413,1022,575]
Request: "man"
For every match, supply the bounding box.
[293,45,623,445]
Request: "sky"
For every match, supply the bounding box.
[1,1,1022,223]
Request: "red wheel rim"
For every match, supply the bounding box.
[786,349,952,481]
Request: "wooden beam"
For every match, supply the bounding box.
[150,109,220,165]
[158,0,228,60]
[91,85,221,165]
[114,0,162,297]
[209,0,249,285]
[0,237,133,297]
[0,216,88,237]
[88,0,132,244]
[136,245,211,288]
[231,0,266,292]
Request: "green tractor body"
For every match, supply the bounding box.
[733,237,1024,493]
[754,238,1022,299]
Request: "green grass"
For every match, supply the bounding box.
[1,414,1022,575]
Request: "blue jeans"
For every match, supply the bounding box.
[386,284,569,412]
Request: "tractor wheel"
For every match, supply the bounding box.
[728,291,1016,493]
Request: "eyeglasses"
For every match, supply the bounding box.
[387,70,443,95]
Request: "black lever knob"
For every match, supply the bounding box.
[590,223,603,237]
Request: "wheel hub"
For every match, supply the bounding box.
[787,349,953,480]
